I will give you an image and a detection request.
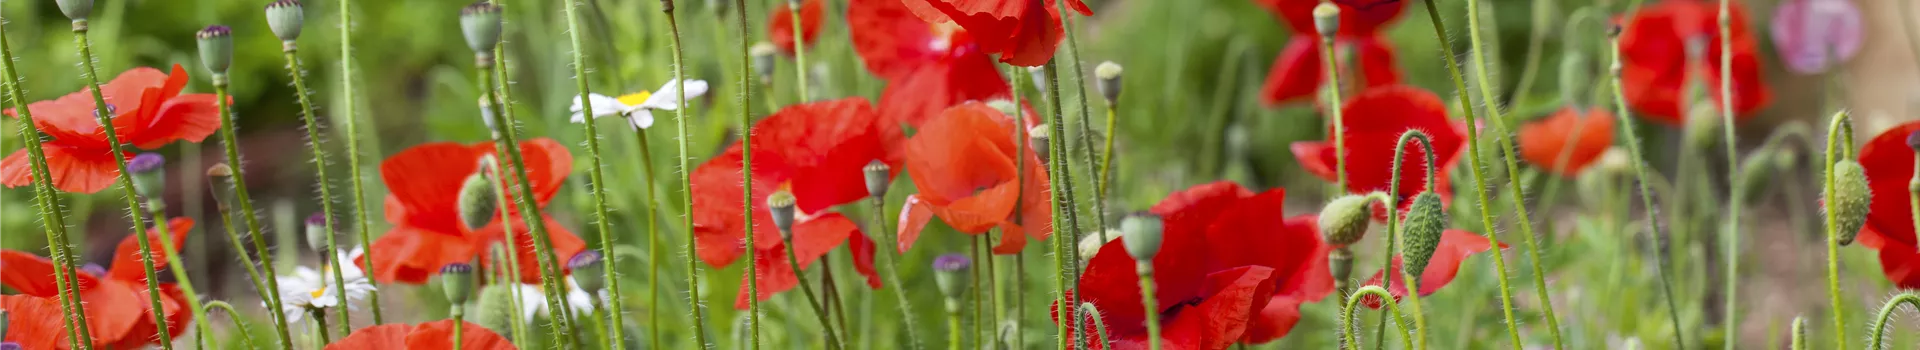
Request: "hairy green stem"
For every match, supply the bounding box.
[1320,28,1348,189]
[1819,109,1854,349]
[1715,0,1745,346]
[732,0,763,346]
[74,22,173,349]
[1075,303,1110,348]
[1376,131,1436,349]
[873,198,924,349]
[1868,292,1920,349]
[563,0,628,345]
[337,0,384,325]
[213,196,276,341]
[0,18,93,349]
[1056,0,1106,243]
[214,74,296,350]
[281,45,354,335]
[206,301,258,347]
[146,202,218,348]
[1789,317,1807,350]
[1340,286,1414,350]
[637,128,664,350]
[482,157,531,345]
[1097,106,1117,208]
[786,240,844,349]
[1136,264,1161,350]
[662,1,715,347]
[313,309,332,344]
[976,236,992,347]
[478,56,579,342]
[1043,62,1088,350]
[1606,32,1689,348]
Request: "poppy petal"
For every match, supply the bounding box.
[107,218,195,283]
[1240,295,1307,344]
[129,93,222,149]
[851,0,946,80]
[1155,266,1277,350]
[483,216,588,285]
[382,142,482,234]
[0,295,73,349]
[1289,141,1339,182]
[1873,235,1920,290]
[405,320,517,350]
[23,143,128,194]
[770,0,826,54]
[849,230,884,289]
[1518,107,1616,177]
[877,56,1011,128]
[360,224,483,284]
[1861,121,1920,249]
[1258,38,1322,106]
[325,323,413,349]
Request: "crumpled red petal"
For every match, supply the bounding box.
[1517,107,1616,177]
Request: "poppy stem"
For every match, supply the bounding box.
[1415,0,1545,347]
[1055,0,1107,243]
[1075,302,1109,348]
[1098,105,1117,215]
[788,0,809,102]
[209,178,282,346]
[947,308,963,350]
[143,201,220,348]
[336,0,385,326]
[483,221,532,344]
[206,301,259,347]
[1869,292,1920,348]
[562,0,629,345]
[280,43,356,337]
[635,122,666,350]
[1605,30,1690,349]
[784,241,844,350]
[71,20,176,350]
[1135,263,1161,350]
[212,67,298,350]
[870,197,925,349]
[1817,109,1855,348]
[0,17,93,350]
[1043,59,1088,350]
[731,0,764,346]
[823,257,854,346]
[312,308,332,344]
[662,1,716,347]
[972,237,985,348]
[1713,0,1746,346]
[1507,0,1554,110]
[1005,63,1031,350]
[477,54,581,344]
[1318,18,1348,190]
[453,307,467,350]
[1789,316,1807,350]
[1340,286,1414,350]
[1379,131,1435,349]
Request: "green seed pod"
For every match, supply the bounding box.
[461,1,505,55]
[1029,125,1051,164]
[1328,248,1354,281]
[56,0,92,20]
[303,213,331,253]
[127,153,166,200]
[206,164,236,212]
[264,0,305,42]
[1094,61,1123,104]
[569,251,607,293]
[440,263,476,304]
[457,171,500,231]
[1399,192,1447,282]
[196,25,234,75]
[1311,2,1340,37]
[931,254,971,306]
[1684,103,1720,150]
[1120,213,1163,262]
[863,160,891,199]
[471,285,519,334]
[1830,160,1872,246]
[767,191,798,241]
[1318,195,1373,246]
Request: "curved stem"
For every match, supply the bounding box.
[1868,292,1920,349]
[1340,286,1414,350]
[0,18,92,349]
[1374,131,1434,349]
[1136,264,1160,350]
[213,202,271,318]
[873,197,925,349]
[337,0,384,325]
[1607,33,1690,348]
[731,0,762,346]
[663,1,714,346]
[213,75,295,350]
[1820,109,1854,349]
[478,57,578,343]
[206,301,259,347]
[785,239,845,349]
[1412,2,1527,347]
[75,23,173,349]
[283,46,355,336]
[1075,303,1110,349]
[563,0,627,345]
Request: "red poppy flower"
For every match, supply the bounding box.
[1359,229,1505,308]
[0,295,70,349]
[897,102,1050,254]
[1253,0,1407,105]
[359,138,586,285]
[851,0,1013,128]
[689,98,891,309]
[1854,121,1920,288]
[1289,85,1464,215]
[1617,0,1771,125]
[323,320,515,350]
[1,218,196,349]
[769,0,825,55]
[1056,181,1332,349]
[0,64,221,194]
[1518,107,1616,177]
[895,0,1091,67]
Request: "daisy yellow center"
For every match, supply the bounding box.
[617,91,653,106]
[310,286,328,298]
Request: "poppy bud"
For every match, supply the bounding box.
[1399,192,1447,284]
[1029,125,1051,164]
[1311,2,1340,37]
[57,0,92,20]
[441,263,476,304]
[1735,152,1775,203]
[264,0,305,43]
[767,190,798,241]
[1829,160,1872,245]
[207,164,237,211]
[931,254,971,310]
[1095,61,1123,104]
[304,213,331,253]
[128,153,166,200]
[1774,147,1799,172]
[196,25,234,75]
[1120,213,1163,263]
[458,171,500,231]
[1318,194,1373,246]
[863,160,890,199]
[570,250,608,293]
[461,1,505,56]
[472,285,518,334]
[1684,104,1720,149]
[1559,55,1590,108]
[751,42,778,83]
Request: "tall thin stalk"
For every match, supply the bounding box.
[1383,130,1436,349]
[563,0,628,345]
[636,128,665,350]
[787,0,809,102]
[336,0,385,324]
[1607,30,1690,348]
[870,196,923,349]
[211,60,296,350]
[0,16,93,350]
[1714,1,1745,347]
[1043,61,1088,350]
[731,0,763,346]
[209,170,280,345]
[785,241,844,349]
[477,53,580,343]
[280,42,355,336]
[662,0,715,346]
[1056,0,1106,242]
[1817,109,1854,349]
[143,203,218,347]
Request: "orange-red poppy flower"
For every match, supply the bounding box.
[689,98,892,309]
[851,0,1013,128]
[1290,85,1464,215]
[1518,107,1616,177]
[1359,229,1504,308]
[323,320,514,350]
[0,64,220,194]
[897,102,1050,255]
[769,0,825,55]
[0,295,71,349]
[1854,121,1920,288]
[1058,182,1332,349]
[359,138,586,285]
[1617,0,1771,125]
[896,0,1092,67]
[1254,0,1407,105]
[1,218,195,349]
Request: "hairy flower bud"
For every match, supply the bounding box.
[931,254,971,310]
[1311,2,1340,37]
[570,250,608,293]
[1399,192,1447,283]
[440,263,476,304]
[461,1,505,55]
[1094,61,1123,104]
[57,0,93,20]
[128,153,166,200]
[207,164,236,211]
[863,160,891,199]
[1829,160,1872,245]
[264,0,305,42]
[458,170,500,231]
[1318,195,1374,246]
[472,285,518,334]
[304,213,331,253]
[767,191,798,241]
[1735,151,1776,203]
[1077,231,1119,262]
[1120,213,1163,262]
[196,25,234,75]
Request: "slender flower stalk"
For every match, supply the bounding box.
[205,301,260,347]
[336,0,385,324]
[730,0,763,346]
[972,238,985,346]
[787,0,809,101]
[1340,286,1414,350]
[442,264,474,350]
[312,309,332,344]
[70,17,175,349]
[1314,2,1348,188]
[661,0,714,346]
[138,189,218,347]
[1790,317,1807,350]
[1606,29,1690,348]
[768,191,842,349]
[1055,0,1106,242]
[1380,131,1437,349]
[1074,303,1110,348]
[934,255,971,350]
[1714,1,1745,346]
[1043,63,1088,350]
[1817,109,1856,349]
[562,0,628,345]
[1868,292,1920,349]
[478,157,530,345]
[206,43,296,350]
[1508,0,1554,107]
[1120,214,1163,350]
[635,127,665,350]
[1456,0,1564,345]
[267,1,355,333]
[867,195,923,349]
[0,15,93,349]
[208,164,284,346]
[786,242,843,349]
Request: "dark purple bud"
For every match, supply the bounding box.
[304,213,331,253]
[570,250,608,292]
[128,153,166,198]
[0,341,19,350]
[128,153,165,175]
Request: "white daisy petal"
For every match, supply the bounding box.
[570,93,632,124]
[629,110,656,131]
[640,79,709,111]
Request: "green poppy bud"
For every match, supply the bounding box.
[1399,192,1447,283]
[1735,152,1775,203]
[458,170,500,231]
[1318,195,1373,246]
[304,213,331,253]
[57,0,92,21]
[1774,147,1800,172]
[931,254,971,311]
[767,190,798,241]
[1120,213,1163,263]
[264,0,305,43]
[440,263,476,304]
[127,153,166,200]
[1029,125,1051,164]
[569,251,607,293]
[1094,61,1123,104]
[1684,104,1720,149]
[1829,160,1872,246]
[461,1,505,56]
[1311,2,1340,37]
[471,285,519,334]
[206,164,236,212]
[864,160,891,199]
[196,25,234,75]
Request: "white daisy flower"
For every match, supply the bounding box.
[569,79,709,131]
[274,248,376,323]
[510,277,601,322]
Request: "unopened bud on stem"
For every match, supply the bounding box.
[197,25,234,75]
[207,164,236,212]
[1318,194,1374,246]
[57,0,93,21]
[1311,3,1341,37]
[1829,160,1872,245]
[1399,192,1447,282]
[128,153,167,200]
[767,191,798,241]
[461,1,505,56]
[264,0,305,43]
[1120,213,1163,263]
[1094,61,1123,104]
[570,251,608,293]
[863,160,891,199]
[440,263,476,304]
[458,171,501,231]
[751,42,778,83]
[931,254,971,310]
